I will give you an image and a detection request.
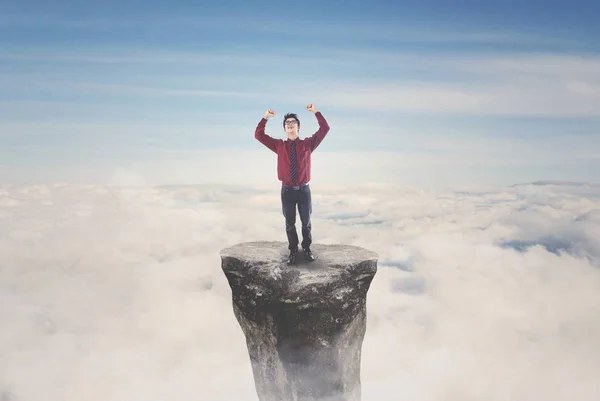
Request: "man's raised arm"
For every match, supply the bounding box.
[254,109,279,154]
[305,104,330,152]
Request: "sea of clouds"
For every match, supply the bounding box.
[1,181,600,401]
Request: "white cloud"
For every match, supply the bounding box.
[1,181,599,400]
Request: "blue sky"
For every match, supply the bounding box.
[1,0,600,187]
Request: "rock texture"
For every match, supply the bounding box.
[220,241,378,401]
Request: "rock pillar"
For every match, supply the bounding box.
[220,241,378,401]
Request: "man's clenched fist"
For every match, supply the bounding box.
[306,104,318,113]
[264,109,276,119]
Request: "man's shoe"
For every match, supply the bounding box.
[303,248,315,262]
[287,249,298,265]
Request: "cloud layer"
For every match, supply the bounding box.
[1,181,599,400]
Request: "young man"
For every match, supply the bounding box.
[254,103,330,265]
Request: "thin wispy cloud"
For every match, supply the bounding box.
[301,80,600,116]
[0,13,564,45]
[3,50,599,116]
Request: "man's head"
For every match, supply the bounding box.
[283,113,300,140]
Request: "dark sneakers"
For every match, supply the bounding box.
[287,249,298,265]
[287,248,315,265]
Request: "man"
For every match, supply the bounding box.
[254,103,330,265]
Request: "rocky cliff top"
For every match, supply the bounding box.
[220,241,378,303]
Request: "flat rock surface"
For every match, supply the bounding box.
[220,241,378,282]
[221,241,378,300]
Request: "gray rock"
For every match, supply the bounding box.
[220,241,378,401]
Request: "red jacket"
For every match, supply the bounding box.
[255,112,330,186]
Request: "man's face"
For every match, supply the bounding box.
[284,118,299,136]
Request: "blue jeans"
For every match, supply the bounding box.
[281,184,312,251]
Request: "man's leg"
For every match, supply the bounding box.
[281,186,299,251]
[298,185,313,259]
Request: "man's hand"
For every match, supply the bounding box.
[264,109,276,119]
[306,104,318,113]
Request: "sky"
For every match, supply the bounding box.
[1,0,600,187]
[1,181,600,400]
[2,3,600,400]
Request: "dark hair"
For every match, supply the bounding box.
[283,113,300,128]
